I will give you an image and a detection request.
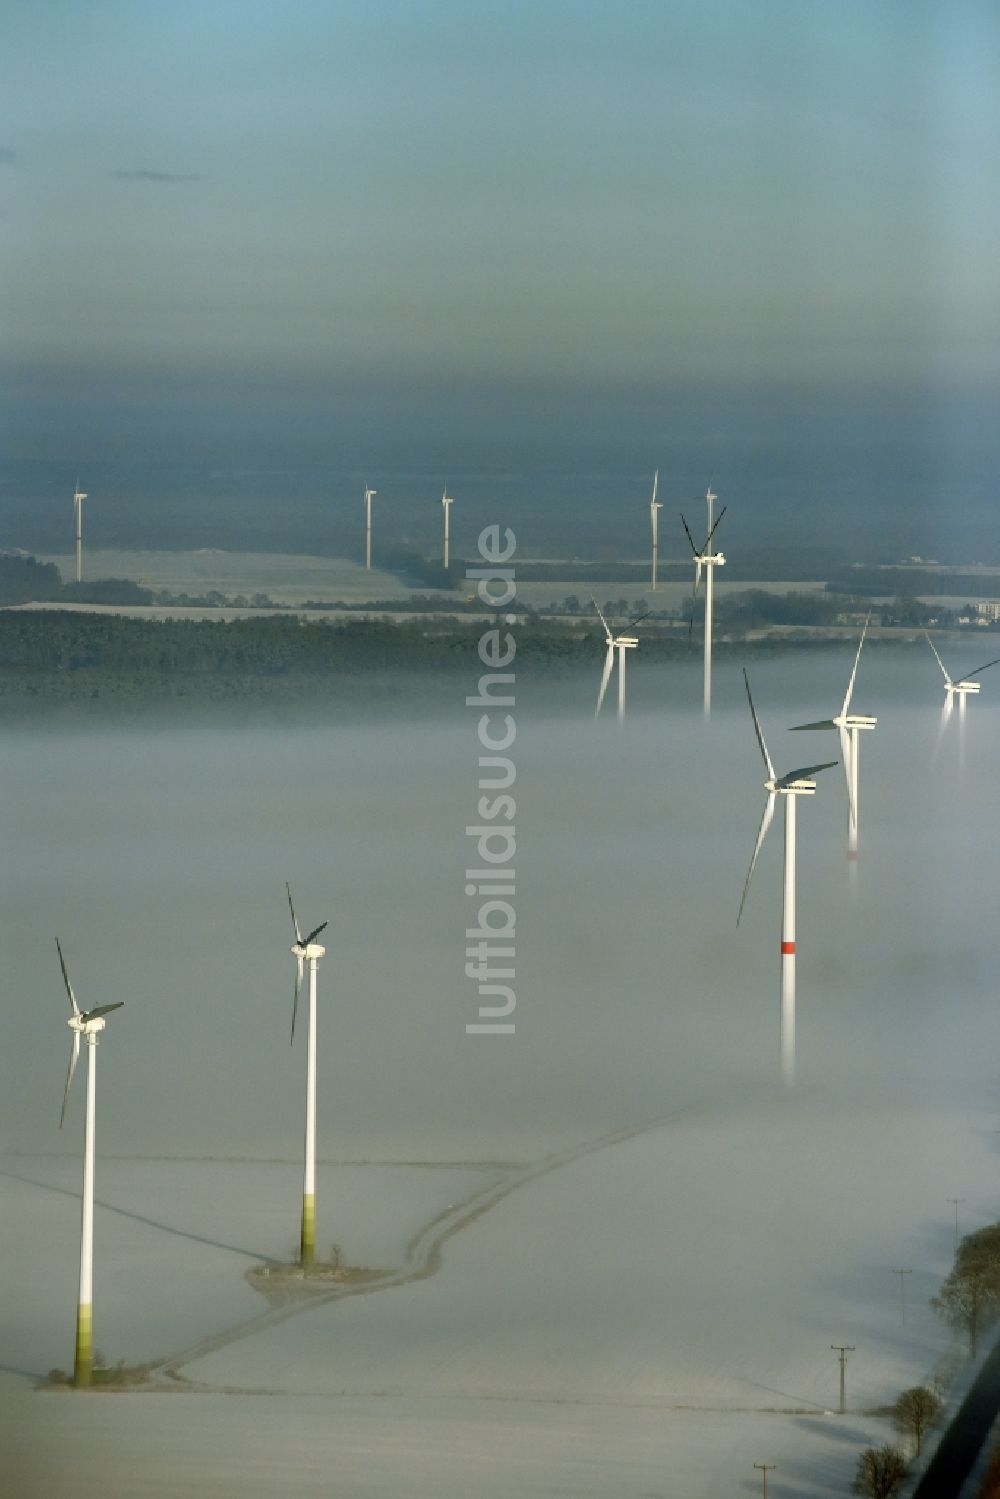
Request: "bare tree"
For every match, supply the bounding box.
[852,1445,908,1499]
[933,1268,993,1357]
[893,1384,942,1456]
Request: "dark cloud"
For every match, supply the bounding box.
[113,168,201,183]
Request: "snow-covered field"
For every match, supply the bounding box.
[3,647,1000,1494]
[40,549,406,604]
[3,1082,992,1496]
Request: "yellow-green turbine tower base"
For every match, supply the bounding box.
[300,1194,315,1267]
[74,1303,93,1388]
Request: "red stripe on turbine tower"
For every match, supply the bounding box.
[781,941,796,954]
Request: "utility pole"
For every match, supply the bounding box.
[754,1462,775,1497]
[832,1345,855,1414]
[948,1198,965,1251]
[892,1267,912,1323]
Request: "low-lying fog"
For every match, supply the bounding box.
[3,641,998,1164]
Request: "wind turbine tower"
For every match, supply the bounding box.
[287,886,328,1267]
[442,486,454,570]
[363,484,377,570]
[792,615,876,860]
[738,672,836,1084]
[681,488,727,717]
[73,481,88,583]
[649,471,663,590]
[56,938,124,1388]
[592,599,647,723]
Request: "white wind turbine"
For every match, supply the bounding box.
[592,599,648,723]
[791,614,876,861]
[649,470,663,590]
[73,480,88,583]
[363,484,377,570]
[737,672,836,1085]
[926,632,1000,732]
[680,488,727,717]
[441,486,454,570]
[287,885,328,1268]
[56,937,124,1388]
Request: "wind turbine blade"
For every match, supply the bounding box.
[941,692,954,731]
[650,469,658,504]
[775,760,838,788]
[303,920,328,947]
[286,882,303,945]
[742,669,775,780]
[590,597,613,643]
[790,719,837,731]
[291,955,304,1044]
[60,1034,80,1129]
[841,612,871,717]
[693,559,703,598]
[704,504,727,549]
[737,793,776,926]
[83,1002,124,1021]
[839,725,856,829]
[964,656,1000,681]
[679,513,698,557]
[55,937,80,1016]
[625,609,650,631]
[595,644,615,718]
[925,631,952,685]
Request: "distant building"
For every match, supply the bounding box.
[976,600,1000,622]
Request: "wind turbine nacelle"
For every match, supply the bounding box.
[709,551,726,566]
[771,778,817,795]
[70,1014,106,1037]
[292,942,326,960]
[615,636,639,648]
[845,714,877,729]
[955,680,981,694]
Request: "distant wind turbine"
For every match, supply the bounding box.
[363,484,377,570]
[73,481,88,583]
[791,614,875,861]
[592,599,648,723]
[56,937,124,1388]
[925,632,1000,731]
[738,672,836,1085]
[441,486,454,570]
[287,884,328,1268]
[649,471,663,590]
[680,488,727,717]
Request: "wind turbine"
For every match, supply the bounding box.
[592,599,647,723]
[286,885,328,1268]
[56,937,124,1388]
[441,486,454,570]
[363,484,377,570]
[737,672,836,1085]
[791,615,876,861]
[73,480,88,583]
[649,470,663,590]
[925,632,1000,731]
[680,488,727,717]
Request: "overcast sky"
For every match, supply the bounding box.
[2,1,999,467]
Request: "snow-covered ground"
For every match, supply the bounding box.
[0,1160,496,1377]
[3,650,1000,1494]
[3,1081,991,1496]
